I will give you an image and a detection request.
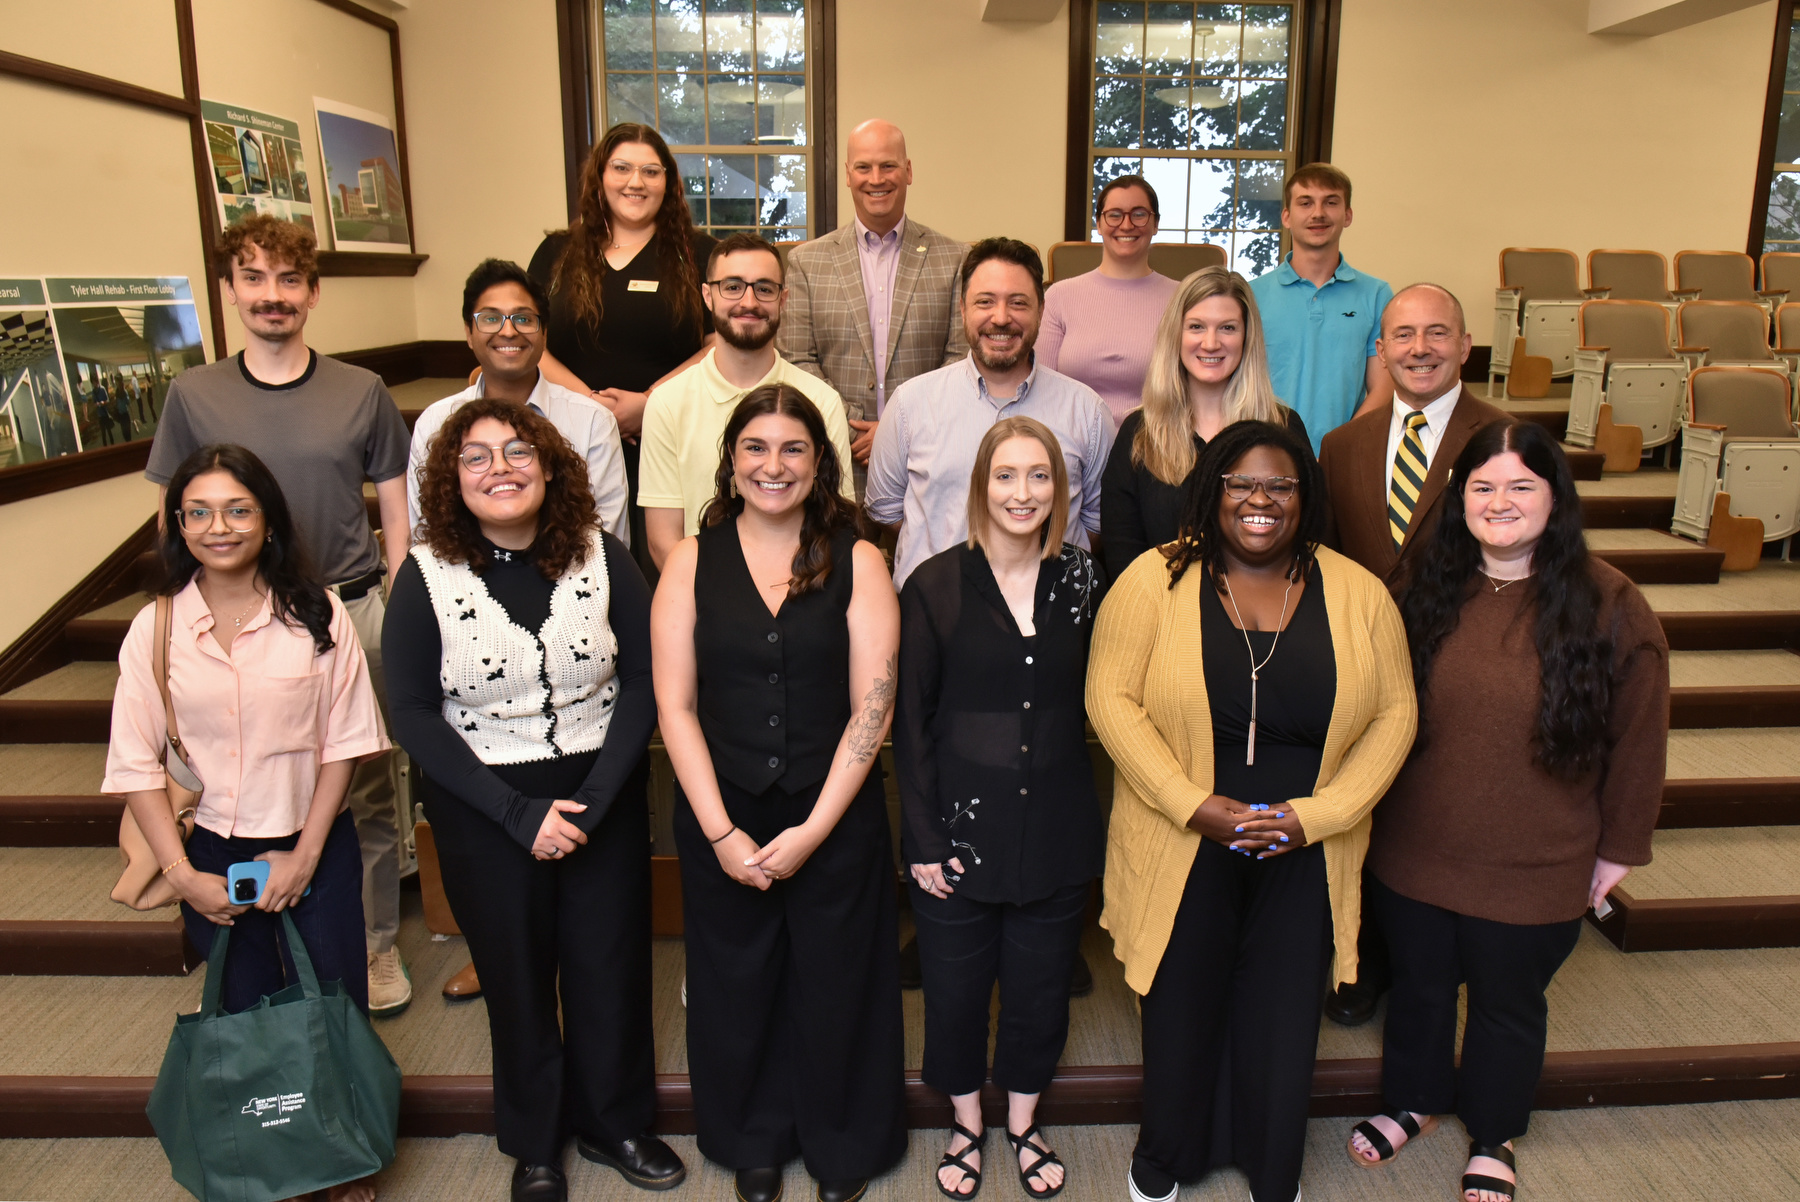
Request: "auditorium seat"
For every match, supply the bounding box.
[1568,299,1690,456]
[1677,300,1792,395]
[1492,246,1591,387]
[1760,250,1800,300]
[1587,249,1681,348]
[1044,240,1225,284]
[1674,249,1787,320]
[1671,366,1800,548]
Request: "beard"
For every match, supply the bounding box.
[970,322,1033,373]
[713,307,780,352]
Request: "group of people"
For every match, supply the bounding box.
[86,366,159,446]
[99,116,1672,1202]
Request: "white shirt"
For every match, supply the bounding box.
[1382,385,1463,497]
[406,371,629,545]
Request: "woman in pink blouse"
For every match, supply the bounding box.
[104,444,389,1020]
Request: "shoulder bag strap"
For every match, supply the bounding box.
[154,596,203,806]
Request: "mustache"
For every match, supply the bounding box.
[251,302,298,316]
[979,323,1023,337]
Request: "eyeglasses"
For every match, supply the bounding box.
[707,277,782,302]
[1100,207,1154,228]
[606,160,666,183]
[1220,474,1298,502]
[177,505,263,533]
[460,440,537,473]
[471,309,541,333]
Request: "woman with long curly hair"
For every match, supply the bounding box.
[527,123,718,572]
[382,398,683,1201]
[1345,420,1668,1202]
[1088,420,1416,1202]
[652,384,905,1202]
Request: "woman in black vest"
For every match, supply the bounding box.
[652,383,905,1202]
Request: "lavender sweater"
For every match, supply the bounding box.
[1037,269,1181,429]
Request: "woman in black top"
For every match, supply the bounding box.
[383,398,683,1202]
[651,384,905,1202]
[528,122,718,572]
[1100,267,1307,576]
[898,417,1104,1201]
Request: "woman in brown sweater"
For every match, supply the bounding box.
[1345,420,1668,1202]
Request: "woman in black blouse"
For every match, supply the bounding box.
[899,416,1103,1200]
[651,384,905,1202]
[528,122,718,573]
[383,398,682,1202]
[1100,267,1308,576]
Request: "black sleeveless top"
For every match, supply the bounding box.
[694,518,858,795]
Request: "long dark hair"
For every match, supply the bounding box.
[157,444,335,654]
[701,384,864,595]
[1400,419,1612,779]
[552,123,703,338]
[1164,419,1326,590]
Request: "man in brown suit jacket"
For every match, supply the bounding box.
[778,119,968,469]
[1316,282,1508,1028]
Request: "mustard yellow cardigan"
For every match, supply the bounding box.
[1087,545,1417,994]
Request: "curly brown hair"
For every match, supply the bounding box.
[415,398,599,579]
[215,214,319,286]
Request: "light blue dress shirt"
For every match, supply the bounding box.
[1250,253,1393,452]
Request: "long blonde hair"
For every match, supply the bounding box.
[1133,266,1287,485]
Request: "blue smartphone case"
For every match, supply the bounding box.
[226,861,270,905]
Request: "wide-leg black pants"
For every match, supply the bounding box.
[910,879,1089,1097]
[674,770,907,1181]
[420,768,657,1165]
[1134,839,1331,1202]
[1372,875,1581,1147]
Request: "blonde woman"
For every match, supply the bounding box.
[1099,267,1309,574]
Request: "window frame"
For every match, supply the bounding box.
[1749,0,1798,256]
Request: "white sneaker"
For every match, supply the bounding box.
[367,947,412,1016]
[1127,1167,1175,1202]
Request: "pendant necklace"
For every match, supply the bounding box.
[1222,574,1297,766]
[216,590,264,629]
[1482,572,1527,593]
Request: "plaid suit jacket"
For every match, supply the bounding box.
[778,216,969,423]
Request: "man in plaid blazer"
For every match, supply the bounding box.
[779,119,969,471]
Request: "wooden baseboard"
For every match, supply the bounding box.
[1668,684,1800,728]
[1588,887,1800,951]
[1659,611,1800,650]
[1659,778,1800,827]
[0,517,155,695]
[0,796,125,846]
[0,699,112,743]
[0,918,194,975]
[335,340,477,388]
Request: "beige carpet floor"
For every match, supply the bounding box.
[1664,726,1800,779]
[0,745,110,795]
[1630,826,1800,898]
[1,663,119,703]
[1638,560,1800,612]
[1585,528,1715,552]
[0,847,175,922]
[1667,648,1800,687]
[1577,470,1680,497]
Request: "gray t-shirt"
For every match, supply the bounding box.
[147,351,409,584]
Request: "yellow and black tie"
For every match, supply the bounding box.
[1387,411,1430,551]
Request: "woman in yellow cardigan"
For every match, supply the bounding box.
[1088,420,1416,1202]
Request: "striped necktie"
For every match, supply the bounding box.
[1388,411,1431,551]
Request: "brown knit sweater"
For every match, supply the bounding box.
[1368,559,1669,925]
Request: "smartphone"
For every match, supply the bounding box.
[227,861,270,905]
[1594,894,1615,920]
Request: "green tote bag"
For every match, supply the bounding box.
[148,911,402,1202]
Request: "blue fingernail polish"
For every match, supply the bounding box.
[1280,835,1289,842]
[1276,812,1286,818]
[1235,825,1244,832]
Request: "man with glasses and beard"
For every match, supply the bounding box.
[146,214,416,1018]
[638,232,856,571]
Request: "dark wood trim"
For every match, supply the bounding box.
[318,251,429,277]
[174,0,229,362]
[0,918,194,976]
[1660,778,1800,828]
[0,796,125,847]
[313,0,399,33]
[0,48,196,116]
[0,517,155,695]
[1589,886,1800,951]
[0,700,111,744]
[333,338,477,388]
[0,440,152,507]
[812,0,839,235]
[650,855,684,936]
[1590,543,1723,586]
[1748,0,1795,256]
[556,0,596,224]
[1668,684,1800,729]
[1580,494,1675,530]
[1296,0,1344,166]
[1063,0,1097,243]
[1659,611,1800,651]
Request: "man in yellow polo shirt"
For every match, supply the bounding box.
[640,232,856,571]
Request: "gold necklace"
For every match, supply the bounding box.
[214,590,265,628]
[1482,572,1528,593]
[1221,575,1297,767]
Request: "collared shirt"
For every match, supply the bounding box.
[406,370,630,545]
[1249,253,1393,451]
[855,217,904,413]
[102,584,389,839]
[865,355,1116,589]
[637,349,857,536]
[1382,385,1463,500]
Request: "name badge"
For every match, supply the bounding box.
[627,279,660,293]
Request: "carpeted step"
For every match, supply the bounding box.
[61,594,149,662]
[1593,826,1800,952]
[1586,529,1723,585]
[1668,650,1800,727]
[0,847,193,975]
[1578,469,1678,528]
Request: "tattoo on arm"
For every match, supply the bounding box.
[846,654,898,766]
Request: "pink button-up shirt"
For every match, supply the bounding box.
[103,581,389,839]
[855,217,903,414]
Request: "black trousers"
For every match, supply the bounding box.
[1135,840,1331,1202]
[910,879,1089,1097]
[674,770,907,1181]
[1372,875,1581,1147]
[420,767,657,1165]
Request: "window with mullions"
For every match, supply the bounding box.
[597,0,811,242]
[1763,14,1800,253]
[1088,2,1298,277]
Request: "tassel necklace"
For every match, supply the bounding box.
[1221,575,1297,766]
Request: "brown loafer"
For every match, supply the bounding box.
[442,960,482,1000]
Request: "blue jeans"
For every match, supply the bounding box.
[179,809,368,1015]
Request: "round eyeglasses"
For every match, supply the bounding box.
[460,440,537,474]
[1100,207,1154,228]
[707,277,782,302]
[471,310,541,334]
[1220,474,1298,502]
[177,505,264,533]
[606,160,666,183]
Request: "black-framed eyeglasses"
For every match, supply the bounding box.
[1221,474,1298,502]
[1100,207,1154,228]
[606,159,666,182]
[707,277,781,302]
[177,505,263,533]
[471,309,541,333]
[460,440,537,473]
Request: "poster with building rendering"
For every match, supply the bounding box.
[0,279,79,469]
[313,97,412,253]
[201,100,317,238]
[44,277,206,458]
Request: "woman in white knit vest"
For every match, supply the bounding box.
[383,397,684,1202]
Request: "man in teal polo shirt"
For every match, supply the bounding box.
[1250,163,1393,451]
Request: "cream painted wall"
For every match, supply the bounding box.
[1331,0,1779,346]
[0,474,158,651]
[0,0,184,96]
[835,0,1069,252]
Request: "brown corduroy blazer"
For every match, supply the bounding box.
[1318,385,1511,584]
[777,216,969,423]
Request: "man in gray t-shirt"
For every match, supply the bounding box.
[146,214,415,1016]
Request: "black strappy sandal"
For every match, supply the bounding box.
[1347,1108,1439,1166]
[935,1121,986,1199]
[1005,1124,1065,1200]
[1461,1142,1517,1202]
